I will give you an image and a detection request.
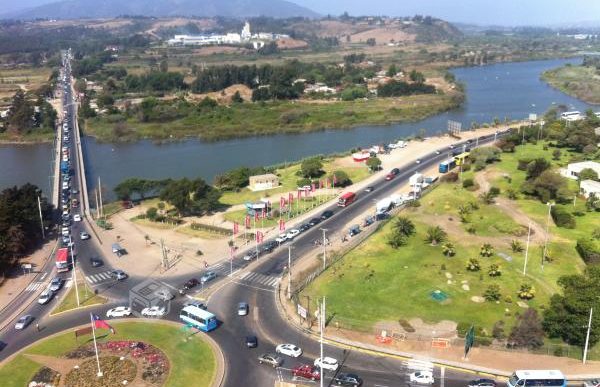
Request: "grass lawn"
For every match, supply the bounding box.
[176,225,228,240]
[0,321,216,387]
[52,280,107,315]
[130,216,180,230]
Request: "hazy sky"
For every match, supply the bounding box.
[293,0,600,26]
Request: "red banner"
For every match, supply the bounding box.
[256,231,263,243]
[233,222,239,235]
[261,208,266,218]
[280,196,285,208]
[288,192,293,204]
[297,190,302,200]
[279,219,285,231]
[254,211,259,221]
[311,183,315,192]
[245,215,251,228]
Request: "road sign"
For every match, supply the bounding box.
[448,120,462,136]
[297,304,307,319]
[464,325,475,357]
[529,113,538,121]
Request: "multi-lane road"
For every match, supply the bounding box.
[0,51,511,386]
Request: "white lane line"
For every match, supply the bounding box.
[65,279,73,288]
[40,272,48,281]
[98,272,110,279]
[246,272,259,281]
[239,272,251,280]
[85,275,93,283]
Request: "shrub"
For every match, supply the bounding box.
[506,188,518,200]
[146,207,158,220]
[488,263,502,277]
[492,320,506,339]
[466,258,481,271]
[509,309,544,349]
[576,238,600,264]
[398,319,416,333]
[425,226,447,245]
[550,206,576,229]
[517,158,533,171]
[484,284,501,302]
[511,240,524,253]
[462,178,474,189]
[518,283,535,300]
[480,243,495,257]
[440,172,459,183]
[442,242,456,257]
[489,187,501,197]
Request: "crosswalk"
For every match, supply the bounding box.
[25,281,47,292]
[85,271,113,284]
[208,261,242,276]
[238,271,280,287]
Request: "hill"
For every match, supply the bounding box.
[3,0,319,20]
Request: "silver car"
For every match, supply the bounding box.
[14,315,34,330]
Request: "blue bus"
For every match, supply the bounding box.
[180,305,218,332]
[439,159,456,173]
[507,370,566,387]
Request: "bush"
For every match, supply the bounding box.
[440,172,459,183]
[484,284,501,302]
[576,238,600,264]
[550,206,576,229]
[518,283,535,300]
[480,243,495,257]
[398,319,416,333]
[489,187,501,197]
[146,207,158,220]
[488,263,502,277]
[462,178,474,189]
[492,320,506,339]
[466,258,481,271]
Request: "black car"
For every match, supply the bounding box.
[262,240,278,254]
[333,373,363,386]
[308,217,322,226]
[245,335,258,348]
[179,278,199,294]
[364,186,375,193]
[320,210,334,220]
[90,257,103,267]
[468,379,496,387]
[298,223,311,232]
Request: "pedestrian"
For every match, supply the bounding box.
[36,323,40,332]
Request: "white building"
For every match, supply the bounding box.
[560,111,584,122]
[561,161,600,180]
[242,22,251,41]
[580,180,600,198]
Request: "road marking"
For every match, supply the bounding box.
[65,279,72,288]
[25,282,45,292]
[85,275,92,283]
[239,272,251,280]
[40,272,48,281]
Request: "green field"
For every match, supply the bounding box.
[52,280,108,314]
[542,64,600,104]
[84,93,460,142]
[0,321,217,387]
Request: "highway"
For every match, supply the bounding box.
[0,50,510,386]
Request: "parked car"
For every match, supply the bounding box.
[286,229,300,240]
[468,379,496,387]
[106,306,132,318]
[184,300,207,310]
[90,257,103,267]
[584,380,600,387]
[79,231,90,240]
[292,365,320,381]
[141,306,166,317]
[154,288,174,301]
[200,271,217,284]
[308,217,321,226]
[262,240,278,253]
[409,370,434,384]
[179,278,199,294]
[245,335,258,348]
[243,250,258,261]
[49,277,64,292]
[38,289,54,305]
[61,227,70,237]
[333,373,363,386]
[275,343,302,357]
[258,353,282,368]
[314,356,339,371]
[14,315,34,330]
[320,210,334,220]
[238,302,249,316]
[110,270,128,281]
[275,234,288,244]
[298,223,311,232]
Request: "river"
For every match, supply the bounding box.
[0,57,592,199]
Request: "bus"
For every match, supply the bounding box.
[337,192,356,207]
[55,248,70,272]
[180,305,218,332]
[507,370,566,387]
[439,159,456,173]
[454,152,470,166]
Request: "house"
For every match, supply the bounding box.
[248,174,279,191]
[561,161,600,180]
[580,180,600,198]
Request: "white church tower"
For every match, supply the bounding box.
[241,21,251,41]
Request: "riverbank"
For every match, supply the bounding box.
[83,92,463,143]
[542,64,600,105]
[0,129,55,144]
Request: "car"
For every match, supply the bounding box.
[468,379,497,387]
[298,223,311,232]
[308,217,321,226]
[110,270,128,280]
[62,209,69,217]
[435,150,441,155]
[333,373,363,386]
[275,343,302,357]
[410,370,434,384]
[155,288,174,301]
[258,353,282,368]
[449,144,455,149]
[286,229,300,240]
[72,189,79,195]
[275,233,288,244]
[364,186,375,193]
[320,210,334,220]
[184,300,207,310]
[71,199,78,208]
[90,257,103,267]
[179,278,199,294]
[262,240,278,253]
[200,271,217,284]
[385,168,400,181]
[14,315,34,330]
[238,302,249,316]
[314,356,339,371]
[38,289,54,305]
[106,306,132,318]
[79,231,90,240]
[141,306,166,317]
[245,335,258,348]
[49,277,64,292]
[416,159,422,164]
[242,250,258,261]
[61,219,71,227]
[584,380,600,387]
[292,365,320,381]
[61,227,70,236]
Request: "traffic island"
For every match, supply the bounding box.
[51,280,108,315]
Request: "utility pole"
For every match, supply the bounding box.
[319,296,325,387]
[320,228,328,270]
[523,222,531,275]
[98,177,104,218]
[287,244,293,300]
[94,189,99,220]
[70,241,80,307]
[160,238,168,270]
[542,202,554,269]
[583,308,593,364]
[37,196,45,239]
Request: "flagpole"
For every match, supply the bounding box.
[90,313,103,377]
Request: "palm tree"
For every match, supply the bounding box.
[394,217,415,237]
[425,226,447,245]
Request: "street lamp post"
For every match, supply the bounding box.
[287,244,293,300]
[542,202,555,269]
[583,307,593,364]
[320,228,328,270]
[523,222,531,275]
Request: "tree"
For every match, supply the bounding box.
[366,38,376,46]
[387,64,398,77]
[523,170,571,203]
[159,178,221,217]
[425,226,447,245]
[146,207,158,220]
[509,309,545,349]
[366,156,382,172]
[518,283,536,300]
[159,60,169,73]
[394,217,416,237]
[552,149,562,160]
[526,158,551,180]
[300,157,323,178]
[543,266,600,347]
[331,170,352,187]
[579,168,599,182]
[409,70,425,83]
[483,284,501,302]
[7,90,34,134]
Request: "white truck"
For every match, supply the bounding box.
[376,197,394,214]
[389,140,407,149]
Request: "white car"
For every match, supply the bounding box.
[286,229,300,240]
[106,306,132,318]
[73,214,82,222]
[38,289,54,305]
[141,306,166,317]
[275,233,288,244]
[410,370,434,384]
[275,343,302,358]
[80,231,90,240]
[314,356,339,371]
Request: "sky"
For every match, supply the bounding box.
[292,0,600,26]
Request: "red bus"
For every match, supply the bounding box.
[55,248,70,272]
[337,192,357,207]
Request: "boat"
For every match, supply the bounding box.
[352,151,370,162]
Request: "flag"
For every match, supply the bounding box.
[230,246,235,259]
[256,231,264,243]
[254,211,259,221]
[245,215,251,228]
[261,208,266,218]
[92,314,115,334]
[311,183,315,193]
[280,197,285,208]
[333,174,338,185]
[279,219,285,231]
[297,190,302,200]
[288,192,293,204]
[319,180,324,189]
[233,222,239,235]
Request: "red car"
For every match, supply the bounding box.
[385,168,400,181]
[292,365,320,381]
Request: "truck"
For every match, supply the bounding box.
[389,193,404,206]
[376,197,394,214]
[60,160,69,174]
[409,172,424,187]
[55,247,70,272]
[337,192,356,207]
